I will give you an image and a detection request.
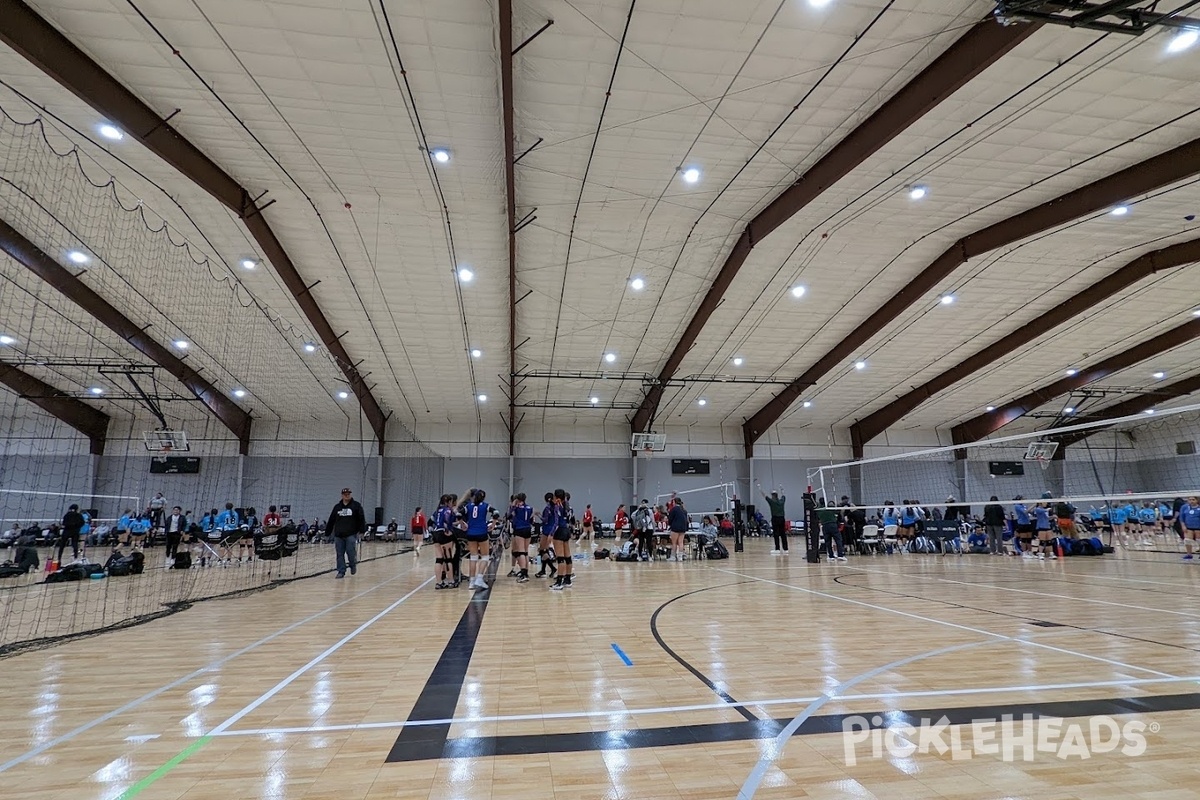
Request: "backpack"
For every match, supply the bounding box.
[614,550,639,562]
[46,562,104,583]
[106,551,144,576]
[593,548,610,560]
[0,562,26,578]
[172,551,192,569]
[705,540,729,559]
[911,536,935,554]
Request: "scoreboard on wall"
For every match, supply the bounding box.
[988,461,1025,476]
[671,458,710,475]
[150,456,201,474]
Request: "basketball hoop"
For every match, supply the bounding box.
[1035,454,1049,471]
[640,444,654,459]
[1024,440,1058,471]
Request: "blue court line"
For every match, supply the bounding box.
[611,643,633,666]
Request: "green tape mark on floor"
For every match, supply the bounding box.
[117,735,211,799]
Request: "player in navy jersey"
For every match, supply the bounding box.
[536,492,558,580]
[433,496,457,589]
[510,493,533,583]
[1034,496,1055,560]
[551,488,574,591]
[461,489,492,590]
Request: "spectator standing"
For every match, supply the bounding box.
[148,492,167,531]
[613,504,627,543]
[57,503,85,566]
[983,496,1007,556]
[410,507,426,558]
[667,497,689,561]
[328,488,366,578]
[759,485,788,555]
[818,499,845,561]
[163,506,188,566]
[632,499,654,561]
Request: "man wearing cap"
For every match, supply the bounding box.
[328,487,367,578]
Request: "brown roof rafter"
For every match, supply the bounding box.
[0,0,387,451]
[951,316,1200,445]
[628,15,1040,435]
[850,237,1200,455]
[744,135,1200,458]
[0,216,253,453]
[0,361,110,455]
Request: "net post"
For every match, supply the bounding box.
[802,491,820,563]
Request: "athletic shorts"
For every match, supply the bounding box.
[465,532,488,543]
[512,528,531,540]
[432,530,453,545]
[552,528,571,543]
[1016,523,1034,535]
[1058,519,1075,534]
[241,530,255,540]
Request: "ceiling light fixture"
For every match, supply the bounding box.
[337,390,350,400]
[233,389,247,398]
[1066,369,1077,376]
[457,266,474,283]
[470,349,482,358]
[98,123,123,140]
[590,396,599,405]
[986,406,995,412]
[732,357,744,367]
[909,185,928,200]
[630,277,645,291]
[1110,205,1129,216]
[1167,28,1199,53]
[0,335,15,346]
[241,259,257,270]
[790,285,806,299]
[1193,309,1200,317]
[478,394,488,402]
[604,352,616,364]
[854,360,867,371]
[697,398,707,406]
[89,387,104,395]
[802,401,812,408]
[1153,371,1166,380]
[682,167,701,184]
[808,0,833,7]
[1145,408,1156,415]
[431,148,451,164]
[304,343,317,353]
[1064,407,1074,414]
[939,294,955,305]
[172,340,189,350]
[68,251,89,264]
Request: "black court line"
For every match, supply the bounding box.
[650,581,760,722]
[387,691,1200,762]
[385,558,498,763]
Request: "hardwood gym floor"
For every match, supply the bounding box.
[2,541,1199,799]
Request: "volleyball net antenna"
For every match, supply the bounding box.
[655,483,737,522]
[810,402,1200,515]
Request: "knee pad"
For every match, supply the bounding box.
[556,556,567,564]
[565,556,573,565]
[471,554,482,563]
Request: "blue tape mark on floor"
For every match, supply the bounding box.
[611,643,633,666]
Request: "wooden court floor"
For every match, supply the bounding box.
[2,539,1200,799]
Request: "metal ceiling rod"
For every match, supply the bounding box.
[951,316,1200,445]
[1051,372,1200,449]
[850,236,1200,456]
[0,362,110,455]
[629,16,1039,439]
[746,134,1200,458]
[0,0,386,451]
[0,216,253,453]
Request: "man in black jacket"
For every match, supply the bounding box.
[163,506,188,566]
[58,504,85,565]
[329,487,366,578]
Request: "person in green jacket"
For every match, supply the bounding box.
[759,485,788,554]
[817,499,846,561]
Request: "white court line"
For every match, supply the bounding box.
[208,673,1200,738]
[738,640,997,800]
[965,558,1200,590]
[843,563,1200,621]
[0,562,422,773]
[206,577,432,736]
[718,569,1184,679]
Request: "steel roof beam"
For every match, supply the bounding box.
[500,0,518,456]
[850,236,1200,454]
[746,135,1200,458]
[951,316,1200,445]
[0,0,386,450]
[629,16,1039,436]
[1051,373,1200,449]
[0,362,110,454]
[0,216,253,453]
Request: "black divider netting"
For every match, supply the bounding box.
[0,539,411,657]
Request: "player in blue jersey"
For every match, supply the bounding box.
[1013,497,1033,558]
[1137,502,1158,546]
[510,493,533,583]
[550,488,573,590]
[1180,496,1200,561]
[432,496,455,589]
[461,489,492,590]
[536,492,558,580]
[1107,501,1130,548]
[1034,495,1055,560]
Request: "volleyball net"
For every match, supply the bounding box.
[810,402,1200,515]
[655,483,737,521]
